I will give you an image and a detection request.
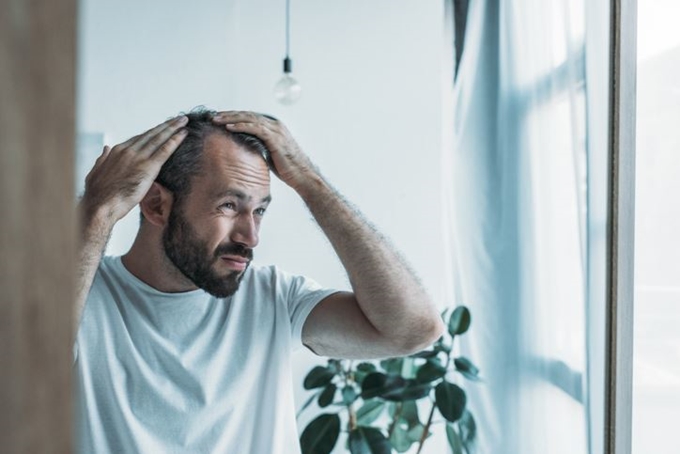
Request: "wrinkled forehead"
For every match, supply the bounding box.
[191,133,271,198]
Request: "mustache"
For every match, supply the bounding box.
[213,243,253,260]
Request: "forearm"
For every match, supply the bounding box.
[73,202,114,342]
[295,173,444,349]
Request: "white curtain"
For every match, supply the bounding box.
[443,0,592,452]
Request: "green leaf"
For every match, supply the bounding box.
[382,381,432,402]
[389,424,413,453]
[409,349,439,359]
[318,383,337,408]
[446,424,464,454]
[458,410,477,445]
[361,372,432,402]
[300,413,340,454]
[357,362,377,373]
[342,386,358,405]
[349,427,392,454]
[380,358,404,375]
[361,372,387,399]
[399,400,420,427]
[406,424,429,443]
[448,306,471,336]
[356,400,385,425]
[304,366,335,390]
[454,357,482,381]
[354,363,377,385]
[327,359,343,374]
[361,373,405,400]
[387,401,419,426]
[297,390,322,418]
[415,360,447,383]
[435,381,467,422]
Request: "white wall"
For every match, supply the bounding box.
[78,0,447,452]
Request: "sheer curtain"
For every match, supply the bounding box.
[442,0,590,452]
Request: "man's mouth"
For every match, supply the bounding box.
[219,255,249,271]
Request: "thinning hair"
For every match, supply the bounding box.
[151,107,271,215]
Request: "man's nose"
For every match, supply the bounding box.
[230,214,259,248]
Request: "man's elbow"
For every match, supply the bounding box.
[398,316,447,356]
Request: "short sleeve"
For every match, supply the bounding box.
[280,271,339,352]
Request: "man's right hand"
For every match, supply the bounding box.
[82,115,189,224]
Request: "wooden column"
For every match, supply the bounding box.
[0,0,77,452]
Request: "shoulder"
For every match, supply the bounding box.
[95,255,122,278]
[245,263,326,290]
[88,255,118,291]
[241,263,294,294]
[241,263,333,303]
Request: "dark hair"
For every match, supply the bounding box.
[154,107,271,206]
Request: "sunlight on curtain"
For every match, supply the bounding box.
[443,0,588,452]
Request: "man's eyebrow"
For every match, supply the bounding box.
[214,189,272,204]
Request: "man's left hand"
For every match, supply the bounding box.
[211,111,318,191]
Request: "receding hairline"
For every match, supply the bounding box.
[201,129,271,167]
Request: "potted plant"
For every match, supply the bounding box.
[298,306,479,454]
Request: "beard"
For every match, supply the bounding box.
[162,206,253,298]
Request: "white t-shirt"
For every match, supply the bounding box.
[73,256,338,454]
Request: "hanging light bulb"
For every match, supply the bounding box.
[274,57,301,105]
[274,0,301,105]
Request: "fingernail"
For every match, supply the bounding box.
[178,116,188,124]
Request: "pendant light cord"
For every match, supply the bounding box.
[285,0,291,58]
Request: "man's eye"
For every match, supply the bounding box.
[254,208,267,216]
[221,202,236,210]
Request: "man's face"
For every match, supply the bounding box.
[162,133,271,298]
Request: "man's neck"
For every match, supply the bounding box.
[122,228,198,294]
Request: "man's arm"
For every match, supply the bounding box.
[212,112,445,359]
[73,117,188,342]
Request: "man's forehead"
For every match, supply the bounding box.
[193,133,271,199]
[203,132,246,160]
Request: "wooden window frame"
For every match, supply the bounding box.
[605,0,637,453]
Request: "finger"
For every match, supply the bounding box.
[212,111,263,125]
[226,121,284,144]
[98,145,111,158]
[113,117,178,150]
[115,134,143,150]
[92,145,112,168]
[223,121,272,138]
[149,128,188,165]
[137,116,189,156]
[130,116,188,153]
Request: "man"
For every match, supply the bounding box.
[74,108,444,453]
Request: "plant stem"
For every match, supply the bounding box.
[417,336,455,454]
[416,401,437,454]
[343,360,357,432]
[348,404,357,431]
[387,402,404,437]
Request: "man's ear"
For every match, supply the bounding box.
[140,182,174,227]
